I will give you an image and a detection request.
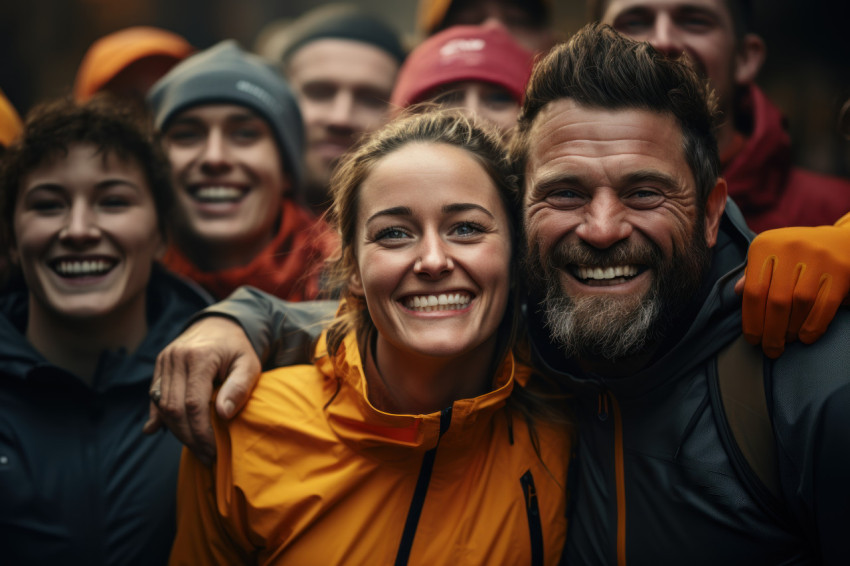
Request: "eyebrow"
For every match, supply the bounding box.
[25,178,143,196]
[365,202,495,225]
[621,169,680,190]
[531,169,680,194]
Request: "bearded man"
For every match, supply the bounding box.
[513,23,850,563]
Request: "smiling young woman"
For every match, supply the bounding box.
[0,96,210,564]
[169,110,572,565]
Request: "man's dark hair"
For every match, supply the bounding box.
[1,95,173,246]
[585,0,754,39]
[511,22,721,204]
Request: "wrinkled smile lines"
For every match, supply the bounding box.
[403,292,472,312]
[50,257,117,278]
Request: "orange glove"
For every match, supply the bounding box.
[737,213,850,358]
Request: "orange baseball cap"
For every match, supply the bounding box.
[74,26,194,102]
[0,88,23,148]
[417,0,552,35]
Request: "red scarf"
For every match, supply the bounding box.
[163,199,338,301]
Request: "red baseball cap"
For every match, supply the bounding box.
[391,24,535,109]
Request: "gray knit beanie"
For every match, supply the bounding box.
[148,40,304,190]
[277,4,406,65]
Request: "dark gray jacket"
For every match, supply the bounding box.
[0,266,210,566]
[531,206,850,565]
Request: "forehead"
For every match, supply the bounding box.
[21,143,147,192]
[601,0,731,20]
[287,39,399,86]
[359,142,503,211]
[525,99,692,188]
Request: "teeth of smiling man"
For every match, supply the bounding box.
[405,293,472,312]
[55,260,114,276]
[576,265,639,280]
[195,186,243,201]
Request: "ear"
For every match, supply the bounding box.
[348,268,365,297]
[703,178,728,248]
[734,33,766,85]
[153,234,168,261]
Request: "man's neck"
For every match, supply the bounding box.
[576,349,657,379]
[176,230,275,272]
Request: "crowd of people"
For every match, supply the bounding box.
[1,1,849,564]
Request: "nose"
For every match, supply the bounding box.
[199,128,232,174]
[414,231,454,278]
[647,14,685,57]
[463,90,482,116]
[59,200,100,247]
[574,191,632,249]
[326,91,356,129]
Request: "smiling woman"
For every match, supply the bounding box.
[0,96,210,564]
[169,109,572,565]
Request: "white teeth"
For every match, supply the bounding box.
[576,265,639,280]
[55,260,114,276]
[195,186,243,201]
[405,293,472,312]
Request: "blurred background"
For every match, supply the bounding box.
[2,0,848,177]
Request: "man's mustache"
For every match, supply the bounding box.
[548,239,662,271]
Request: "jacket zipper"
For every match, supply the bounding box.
[393,406,452,566]
[520,470,544,566]
[599,391,627,566]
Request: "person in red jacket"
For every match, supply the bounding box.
[589,0,850,232]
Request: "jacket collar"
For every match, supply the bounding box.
[313,327,528,454]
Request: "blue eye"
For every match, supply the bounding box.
[375,226,410,240]
[544,188,585,209]
[452,222,485,237]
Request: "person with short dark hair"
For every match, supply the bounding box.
[261,4,406,213]
[0,96,210,565]
[514,23,850,564]
[588,0,850,233]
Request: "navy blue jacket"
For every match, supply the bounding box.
[0,265,210,566]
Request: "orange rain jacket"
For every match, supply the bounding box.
[170,330,571,565]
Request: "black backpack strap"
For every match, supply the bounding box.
[716,335,781,500]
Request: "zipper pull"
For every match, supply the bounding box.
[597,391,609,421]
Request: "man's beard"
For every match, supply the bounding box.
[528,223,711,363]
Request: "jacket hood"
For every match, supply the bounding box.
[528,200,754,400]
[0,263,210,391]
[723,85,792,216]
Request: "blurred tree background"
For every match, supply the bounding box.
[2,0,848,177]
